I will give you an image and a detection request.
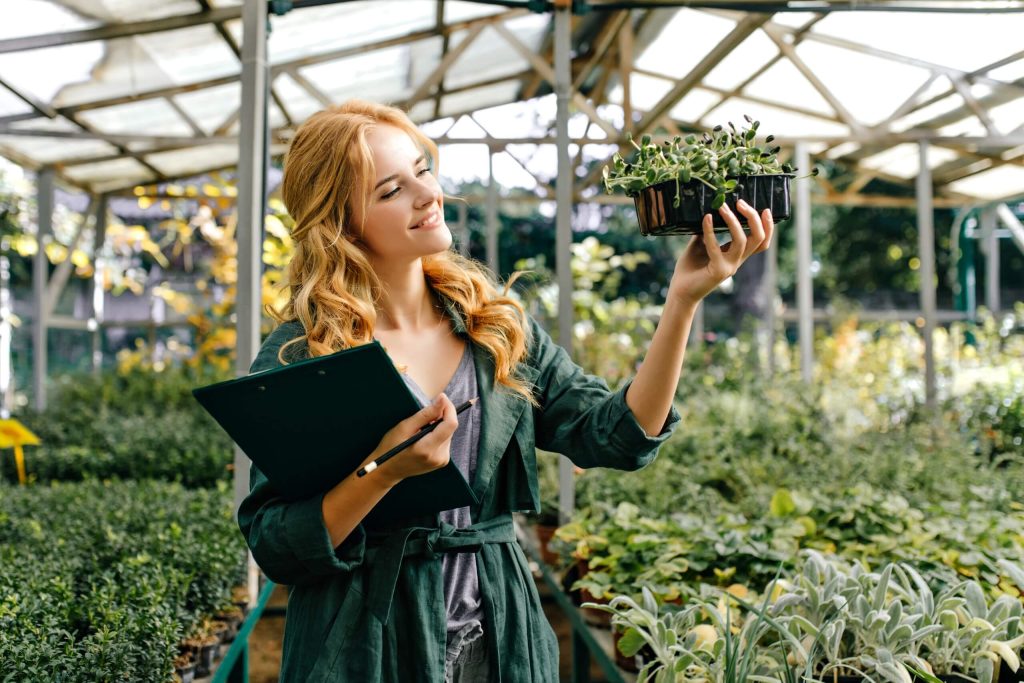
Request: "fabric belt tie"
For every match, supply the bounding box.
[365,514,516,626]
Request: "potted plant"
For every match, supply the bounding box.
[602,116,816,236]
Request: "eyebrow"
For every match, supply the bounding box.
[374,155,427,191]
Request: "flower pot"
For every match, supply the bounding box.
[174,661,196,683]
[632,173,793,236]
[195,642,219,677]
[1000,658,1024,682]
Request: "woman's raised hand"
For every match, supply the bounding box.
[666,199,774,307]
[363,392,459,487]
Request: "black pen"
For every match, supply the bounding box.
[356,397,478,477]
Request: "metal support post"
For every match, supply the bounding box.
[794,143,813,384]
[33,167,54,412]
[765,226,779,375]
[486,148,499,276]
[981,206,999,313]
[554,4,575,527]
[457,201,469,258]
[0,255,12,418]
[91,194,108,373]
[917,142,937,411]
[236,0,269,605]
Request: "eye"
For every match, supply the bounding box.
[381,186,399,200]
[417,167,431,177]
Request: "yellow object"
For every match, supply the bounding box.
[0,419,41,485]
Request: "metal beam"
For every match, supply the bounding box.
[33,168,54,412]
[794,142,813,384]
[0,7,242,54]
[403,22,487,110]
[995,203,1024,256]
[486,149,499,276]
[492,20,619,140]
[917,142,937,411]
[0,9,530,127]
[635,13,770,135]
[235,0,268,534]
[980,206,1000,313]
[554,3,575,528]
[91,194,108,374]
[761,24,866,134]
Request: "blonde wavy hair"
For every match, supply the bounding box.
[268,99,538,407]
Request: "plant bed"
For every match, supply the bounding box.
[603,117,814,236]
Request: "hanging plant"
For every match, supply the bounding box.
[602,117,817,236]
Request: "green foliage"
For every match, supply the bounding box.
[0,479,245,682]
[2,364,234,487]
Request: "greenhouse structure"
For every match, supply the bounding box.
[0,1,1023,681]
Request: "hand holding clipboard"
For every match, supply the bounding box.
[358,395,478,477]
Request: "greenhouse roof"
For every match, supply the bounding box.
[1,0,1023,204]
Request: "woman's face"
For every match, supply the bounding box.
[353,123,451,262]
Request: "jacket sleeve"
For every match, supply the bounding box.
[235,325,368,586]
[527,313,681,471]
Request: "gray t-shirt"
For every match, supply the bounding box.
[392,340,484,638]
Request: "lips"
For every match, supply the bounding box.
[410,208,441,230]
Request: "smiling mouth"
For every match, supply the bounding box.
[411,210,441,230]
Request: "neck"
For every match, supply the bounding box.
[373,260,441,333]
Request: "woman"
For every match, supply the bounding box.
[238,99,772,682]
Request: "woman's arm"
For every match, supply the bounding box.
[626,201,773,436]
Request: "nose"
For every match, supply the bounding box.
[413,173,441,210]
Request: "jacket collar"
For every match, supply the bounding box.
[435,289,533,503]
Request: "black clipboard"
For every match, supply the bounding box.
[192,340,478,524]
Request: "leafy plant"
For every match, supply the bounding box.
[602,117,806,210]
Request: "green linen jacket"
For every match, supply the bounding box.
[237,296,682,683]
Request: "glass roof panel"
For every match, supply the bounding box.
[0,135,117,164]
[5,1,95,40]
[987,98,1024,133]
[172,83,240,136]
[809,11,1024,73]
[635,9,736,80]
[0,86,32,117]
[56,0,204,23]
[54,29,237,108]
[445,0,504,23]
[892,92,966,132]
[440,82,520,120]
[793,40,933,126]
[947,164,1024,200]
[743,58,835,117]
[607,73,674,112]
[703,30,778,92]
[299,44,414,106]
[63,157,156,190]
[269,73,322,124]
[78,99,194,137]
[0,42,103,106]
[857,143,960,179]
[473,100,549,139]
[445,17,545,90]
[701,97,849,138]
[258,1,436,64]
[145,144,239,178]
[989,60,1024,83]
[668,87,722,124]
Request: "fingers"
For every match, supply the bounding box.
[734,199,765,258]
[700,213,726,272]
[761,208,775,252]
[420,393,459,446]
[717,203,747,265]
